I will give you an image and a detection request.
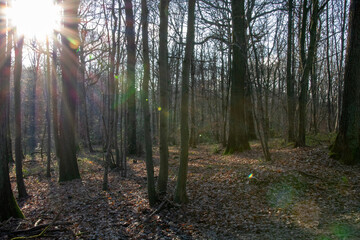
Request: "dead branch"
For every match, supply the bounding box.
[144,200,167,223]
[10,209,64,240]
[10,222,71,235]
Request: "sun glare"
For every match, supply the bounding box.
[7,0,61,41]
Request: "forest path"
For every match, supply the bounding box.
[2,140,360,239]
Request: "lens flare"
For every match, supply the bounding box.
[7,0,61,41]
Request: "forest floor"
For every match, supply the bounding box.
[1,138,360,239]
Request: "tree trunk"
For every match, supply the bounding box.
[297,0,319,147]
[14,34,28,197]
[225,0,250,154]
[245,78,256,140]
[286,0,296,142]
[157,0,170,195]
[330,0,360,165]
[174,0,196,204]
[189,56,196,148]
[222,40,231,147]
[125,0,137,155]
[51,35,60,158]
[58,0,81,182]
[5,12,13,164]
[171,36,183,145]
[249,25,271,162]
[150,30,158,144]
[78,41,94,153]
[45,37,52,178]
[28,53,40,154]
[310,52,318,134]
[220,43,226,146]
[114,0,122,167]
[141,0,157,206]
[0,0,24,220]
[335,0,348,131]
[326,4,333,133]
[311,20,321,134]
[103,0,119,190]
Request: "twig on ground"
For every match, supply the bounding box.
[10,222,71,235]
[10,208,64,240]
[144,200,167,223]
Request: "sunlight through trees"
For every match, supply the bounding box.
[1,0,359,238]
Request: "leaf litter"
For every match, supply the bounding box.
[1,140,360,239]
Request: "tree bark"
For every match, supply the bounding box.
[78,38,94,153]
[14,34,28,197]
[157,0,170,195]
[171,29,184,145]
[326,4,333,133]
[330,0,360,165]
[28,52,40,154]
[297,0,319,147]
[310,51,318,134]
[220,43,227,146]
[249,25,271,162]
[225,0,250,154]
[174,0,196,204]
[124,0,137,155]
[189,56,196,148]
[5,10,13,164]
[286,0,296,142]
[58,0,81,182]
[45,37,52,178]
[245,79,256,140]
[103,0,119,191]
[51,35,60,158]
[335,0,348,131]
[114,0,122,167]
[141,0,157,206]
[0,0,24,220]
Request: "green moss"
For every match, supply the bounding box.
[223,147,233,155]
[328,149,340,160]
[331,223,355,239]
[11,194,25,219]
[306,132,337,147]
[212,145,222,154]
[315,236,331,240]
[1,193,24,221]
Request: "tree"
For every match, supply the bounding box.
[78,30,94,153]
[141,0,157,206]
[45,37,52,178]
[335,0,348,131]
[286,0,296,142]
[51,34,60,158]
[248,18,271,162]
[14,33,28,197]
[330,0,360,165]
[103,0,119,191]
[296,0,321,147]
[58,0,81,182]
[157,0,170,194]
[0,0,24,221]
[174,0,196,204]
[124,0,137,155]
[169,4,185,145]
[5,0,13,165]
[189,55,196,148]
[225,0,250,154]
